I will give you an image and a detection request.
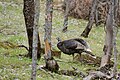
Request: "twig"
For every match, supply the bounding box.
[37,65,54,78]
[17,45,29,51]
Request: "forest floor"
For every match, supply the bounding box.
[0,0,120,80]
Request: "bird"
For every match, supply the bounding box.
[56,37,94,60]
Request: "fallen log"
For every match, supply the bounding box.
[0,41,29,50]
[0,41,61,58]
[38,65,86,78]
[83,71,112,80]
[74,54,114,66]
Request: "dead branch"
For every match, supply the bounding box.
[0,41,29,51]
[74,54,114,66]
[58,68,85,78]
[17,45,29,51]
[38,65,85,78]
[83,71,112,80]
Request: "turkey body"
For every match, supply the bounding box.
[57,38,93,59]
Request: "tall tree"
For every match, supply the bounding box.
[44,0,59,72]
[44,0,53,58]
[83,0,119,79]
[112,0,119,77]
[31,0,40,80]
[100,0,114,68]
[81,0,98,38]
[23,0,42,59]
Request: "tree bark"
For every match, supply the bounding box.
[23,0,41,59]
[112,0,119,77]
[100,0,113,68]
[44,0,59,72]
[81,0,98,38]
[62,0,76,32]
[31,0,40,80]
[44,0,53,57]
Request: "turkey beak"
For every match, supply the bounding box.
[56,37,62,42]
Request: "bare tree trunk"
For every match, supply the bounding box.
[81,0,98,38]
[44,0,53,57]
[112,0,119,77]
[95,7,99,26]
[31,0,40,80]
[23,0,41,59]
[100,0,113,68]
[44,0,59,72]
[62,0,76,32]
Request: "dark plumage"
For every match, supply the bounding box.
[56,38,94,60]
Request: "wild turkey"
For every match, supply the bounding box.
[56,37,94,60]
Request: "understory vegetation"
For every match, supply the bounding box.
[0,0,120,80]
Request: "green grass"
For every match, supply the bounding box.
[0,1,120,80]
